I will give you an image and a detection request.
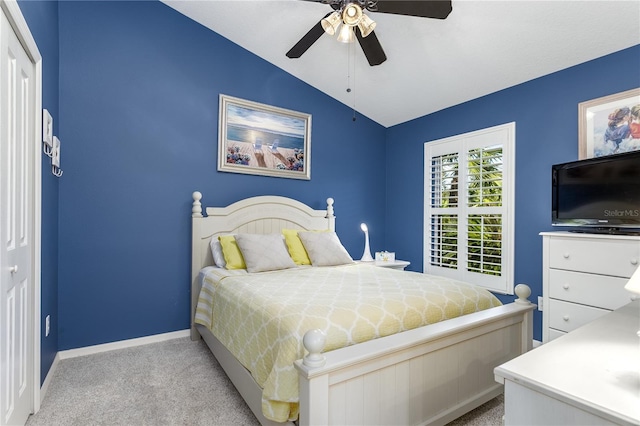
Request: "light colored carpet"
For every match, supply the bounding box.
[27,337,258,426]
[446,394,504,426]
[27,337,503,425]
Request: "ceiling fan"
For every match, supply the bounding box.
[286,0,453,66]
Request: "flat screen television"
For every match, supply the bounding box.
[552,150,640,233]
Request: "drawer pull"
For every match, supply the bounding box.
[631,294,639,301]
[563,253,570,259]
[563,315,570,322]
[562,284,570,290]
[631,258,638,266]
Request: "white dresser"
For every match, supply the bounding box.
[495,300,640,426]
[541,231,640,343]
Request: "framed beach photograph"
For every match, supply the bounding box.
[217,94,311,180]
[578,87,640,159]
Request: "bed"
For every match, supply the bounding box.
[190,192,534,426]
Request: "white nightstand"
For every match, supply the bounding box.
[366,260,410,270]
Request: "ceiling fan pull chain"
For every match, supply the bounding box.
[346,40,357,121]
[352,40,357,121]
[346,39,352,93]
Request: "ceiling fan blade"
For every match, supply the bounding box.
[355,28,387,66]
[286,14,331,59]
[370,0,452,19]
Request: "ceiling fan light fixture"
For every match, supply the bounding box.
[342,3,363,26]
[321,11,342,35]
[357,14,376,37]
[337,24,355,43]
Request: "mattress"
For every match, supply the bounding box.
[195,263,502,422]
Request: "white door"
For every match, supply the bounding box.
[0,5,36,426]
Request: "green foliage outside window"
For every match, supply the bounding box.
[431,147,503,275]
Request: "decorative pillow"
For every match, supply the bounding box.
[234,234,296,273]
[282,229,312,265]
[209,237,226,268]
[282,229,330,265]
[218,235,246,270]
[298,231,354,266]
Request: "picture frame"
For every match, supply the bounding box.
[217,94,311,180]
[578,87,640,159]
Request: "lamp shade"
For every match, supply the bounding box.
[321,11,341,35]
[342,3,363,26]
[337,24,355,43]
[357,14,376,37]
[625,265,640,337]
[625,265,640,295]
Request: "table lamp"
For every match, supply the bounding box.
[360,223,374,262]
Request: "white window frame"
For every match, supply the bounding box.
[423,122,515,294]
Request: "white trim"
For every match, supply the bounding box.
[59,329,191,360]
[423,122,516,294]
[1,0,43,414]
[1,0,40,63]
[532,339,542,349]
[39,352,60,404]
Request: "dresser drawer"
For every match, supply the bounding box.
[547,328,566,342]
[548,269,636,310]
[548,299,610,333]
[548,236,640,277]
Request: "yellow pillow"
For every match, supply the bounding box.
[218,235,246,270]
[282,229,311,265]
[282,229,329,265]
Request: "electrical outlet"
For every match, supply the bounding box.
[537,296,543,311]
[45,315,50,337]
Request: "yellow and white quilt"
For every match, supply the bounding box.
[195,263,501,422]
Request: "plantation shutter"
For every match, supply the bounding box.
[424,123,515,294]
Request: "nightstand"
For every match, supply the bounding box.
[370,260,410,270]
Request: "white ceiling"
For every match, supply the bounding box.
[161,0,640,127]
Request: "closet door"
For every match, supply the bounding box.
[0,5,36,425]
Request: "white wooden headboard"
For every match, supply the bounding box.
[190,191,336,338]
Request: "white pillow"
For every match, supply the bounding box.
[234,233,296,273]
[298,231,354,266]
[209,237,226,268]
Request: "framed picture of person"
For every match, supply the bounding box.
[578,88,640,159]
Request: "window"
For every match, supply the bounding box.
[424,123,515,294]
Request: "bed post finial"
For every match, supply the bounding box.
[326,198,334,219]
[514,284,532,305]
[302,329,326,368]
[192,191,203,218]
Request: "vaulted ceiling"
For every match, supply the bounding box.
[162,0,640,127]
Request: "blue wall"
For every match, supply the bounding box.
[386,45,640,340]
[56,1,386,350]
[18,0,640,376]
[17,0,60,384]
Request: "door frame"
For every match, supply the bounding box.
[0,0,42,414]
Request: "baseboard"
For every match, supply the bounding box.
[532,339,542,348]
[40,352,61,404]
[58,329,190,360]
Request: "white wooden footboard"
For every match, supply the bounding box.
[295,285,534,426]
